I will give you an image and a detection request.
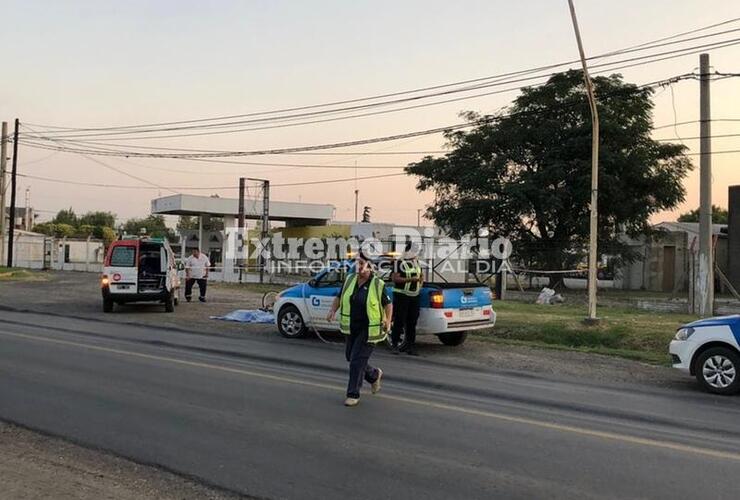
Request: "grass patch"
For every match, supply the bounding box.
[474,301,697,365]
[0,266,46,282]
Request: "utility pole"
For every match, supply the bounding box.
[695,53,714,316]
[0,121,8,264]
[567,0,600,322]
[7,119,19,268]
[24,187,31,230]
[354,189,359,223]
[238,177,245,283]
[259,179,270,284]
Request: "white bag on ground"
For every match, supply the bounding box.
[536,287,563,305]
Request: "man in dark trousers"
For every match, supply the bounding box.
[327,250,392,407]
[391,247,423,355]
[184,248,210,302]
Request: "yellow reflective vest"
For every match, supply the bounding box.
[339,273,387,343]
[393,260,422,297]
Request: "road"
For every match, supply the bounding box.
[1,310,739,499]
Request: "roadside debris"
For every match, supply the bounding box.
[536,287,564,305]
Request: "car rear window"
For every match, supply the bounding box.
[110,246,136,267]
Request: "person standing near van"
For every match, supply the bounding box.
[327,251,392,407]
[185,248,210,302]
[391,247,423,355]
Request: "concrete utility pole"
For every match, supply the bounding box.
[238,177,245,283]
[567,0,600,322]
[0,121,8,264]
[695,53,714,316]
[7,118,19,268]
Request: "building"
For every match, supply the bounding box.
[5,230,104,271]
[616,222,728,293]
[3,206,37,231]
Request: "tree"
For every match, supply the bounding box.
[51,208,78,227]
[79,211,116,229]
[32,222,56,236]
[54,223,76,238]
[407,70,692,286]
[123,215,176,241]
[677,205,728,224]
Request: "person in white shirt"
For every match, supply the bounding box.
[184,248,211,302]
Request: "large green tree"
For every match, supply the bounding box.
[407,71,692,285]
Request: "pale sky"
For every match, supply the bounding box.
[2,0,739,227]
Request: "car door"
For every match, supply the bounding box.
[306,267,345,329]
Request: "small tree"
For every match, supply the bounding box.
[52,208,78,227]
[79,211,116,228]
[677,205,728,224]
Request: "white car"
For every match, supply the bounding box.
[669,315,740,394]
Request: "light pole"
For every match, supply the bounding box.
[567,0,600,322]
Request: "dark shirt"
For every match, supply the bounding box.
[347,274,390,332]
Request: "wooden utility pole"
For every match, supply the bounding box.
[0,122,8,264]
[567,0,600,322]
[7,119,19,268]
[695,53,714,316]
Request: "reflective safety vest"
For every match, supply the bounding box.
[339,273,387,343]
[393,260,422,297]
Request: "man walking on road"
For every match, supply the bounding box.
[327,251,392,407]
[184,248,210,303]
[391,246,423,355]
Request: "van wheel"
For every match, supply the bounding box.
[694,347,740,395]
[437,332,467,346]
[103,298,114,313]
[278,305,307,338]
[164,292,175,313]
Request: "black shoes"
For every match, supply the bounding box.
[199,297,206,303]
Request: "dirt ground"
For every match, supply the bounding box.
[0,270,687,388]
[0,422,243,500]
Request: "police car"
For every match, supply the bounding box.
[273,260,496,346]
[669,315,740,394]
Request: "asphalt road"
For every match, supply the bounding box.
[1,310,740,499]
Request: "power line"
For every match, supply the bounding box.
[18,72,708,161]
[24,18,740,136]
[26,36,740,142]
[16,171,405,190]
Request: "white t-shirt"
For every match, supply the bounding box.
[185,253,211,279]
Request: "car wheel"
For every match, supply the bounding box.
[437,332,468,346]
[103,297,114,313]
[694,347,740,395]
[277,305,308,339]
[164,292,175,313]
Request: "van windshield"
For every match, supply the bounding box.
[110,246,136,267]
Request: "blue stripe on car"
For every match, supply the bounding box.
[687,315,740,344]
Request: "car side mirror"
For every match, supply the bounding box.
[308,279,317,288]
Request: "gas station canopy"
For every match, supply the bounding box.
[151,194,334,226]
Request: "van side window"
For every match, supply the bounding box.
[110,246,136,267]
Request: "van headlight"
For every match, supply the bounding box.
[674,327,695,341]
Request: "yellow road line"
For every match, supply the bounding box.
[3,329,740,462]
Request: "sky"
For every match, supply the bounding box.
[1,0,739,227]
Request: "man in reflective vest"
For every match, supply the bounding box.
[391,247,423,355]
[327,250,392,407]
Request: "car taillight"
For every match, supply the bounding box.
[483,308,491,316]
[101,275,109,286]
[444,311,453,318]
[430,291,444,309]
